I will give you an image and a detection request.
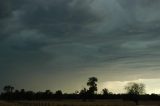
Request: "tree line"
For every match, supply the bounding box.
[0,77,160,104]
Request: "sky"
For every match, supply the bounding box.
[1,0,160,94]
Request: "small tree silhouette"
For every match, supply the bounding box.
[44,90,52,99]
[55,90,62,95]
[55,90,63,100]
[125,82,145,105]
[102,88,109,95]
[3,85,14,93]
[80,88,87,101]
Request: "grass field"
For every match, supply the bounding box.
[0,100,159,106]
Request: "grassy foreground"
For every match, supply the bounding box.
[0,100,159,106]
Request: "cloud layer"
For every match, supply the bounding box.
[1,0,160,92]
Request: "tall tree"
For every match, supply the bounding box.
[3,85,14,100]
[87,77,98,95]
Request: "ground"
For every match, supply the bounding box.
[0,100,159,106]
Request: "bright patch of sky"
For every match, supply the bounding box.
[100,79,160,94]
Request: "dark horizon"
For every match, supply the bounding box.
[0,77,159,104]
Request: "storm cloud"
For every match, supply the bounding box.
[0,0,100,71]
[1,0,160,92]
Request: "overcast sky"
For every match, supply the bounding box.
[1,0,160,93]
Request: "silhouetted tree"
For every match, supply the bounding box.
[14,90,20,94]
[3,85,15,100]
[20,89,25,93]
[3,85,14,93]
[44,90,52,99]
[35,91,44,100]
[19,89,26,100]
[87,77,98,95]
[79,88,87,101]
[102,88,109,95]
[25,91,35,100]
[55,90,63,100]
[80,88,87,95]
[125,82,145,105]
[55,90,62,95]
[125,82,145,95]
[14,90,20,100]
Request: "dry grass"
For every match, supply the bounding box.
[0,100,159,106]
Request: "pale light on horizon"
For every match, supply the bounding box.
[99,79,160,94]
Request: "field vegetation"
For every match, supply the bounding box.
[0,100,143,106]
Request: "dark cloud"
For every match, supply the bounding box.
[20,0,98,37]
[1,0,99,46]
[1,0,160,92]
[0,0,101,76]
[0,0,11,19]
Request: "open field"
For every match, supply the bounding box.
[0,100,159,106]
